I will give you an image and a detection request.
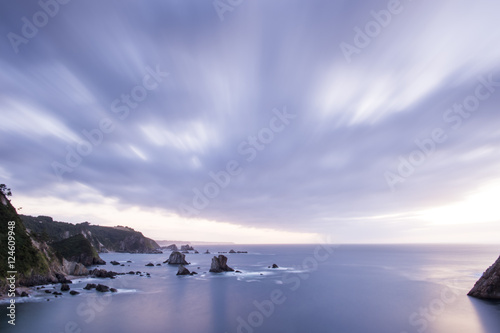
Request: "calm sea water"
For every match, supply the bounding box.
[2,244,500,333]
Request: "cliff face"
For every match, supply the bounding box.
[51,234,105,266]
[21,215,160,253]
[468,255,500,299]
[0,193,70,290]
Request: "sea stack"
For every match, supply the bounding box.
[167,251,189,265]
[209,255,234,273]
[468,255,500,299]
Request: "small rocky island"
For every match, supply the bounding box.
[166,251,189,265]
[209,255,234,273]
[468,255,500,299]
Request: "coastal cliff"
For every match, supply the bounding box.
[21,215,160,253]
[468,255,500,299]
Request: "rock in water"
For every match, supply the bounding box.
[272,264,279,268]
[60,283,70,291]
[209,255,234,273]
[69,290,79,295]
[468,255,500,299]
[167,251,189,265]
[176,265,191,275]
[96,284,110,292]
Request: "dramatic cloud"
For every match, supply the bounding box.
[1,0,500,243]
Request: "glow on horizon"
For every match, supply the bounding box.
[14,194,320,244]
[419,179,500,226]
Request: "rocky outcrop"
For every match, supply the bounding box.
[163,244,178,251]
[96,284,109,292]
[50,234,106,266]
[176,265,191,275]
[61,283,70,291]
[180,244,194,251]
[468,255,500,299]
[90,268,120,278]
[167,251,189,265]
[62,259,89,276]
[209,255,234,273]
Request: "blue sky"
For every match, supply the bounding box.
[1,0,500,243]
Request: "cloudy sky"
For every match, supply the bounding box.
[1,0,500,244]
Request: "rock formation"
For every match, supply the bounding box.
[180,244,194,251]
[60,283,70,291]
[209,255,234,273]
[167,251,189,265]
[468,255,500,299]
[96,284,109,292]
[176,265,191,275]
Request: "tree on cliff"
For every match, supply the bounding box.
[0,184,12,197]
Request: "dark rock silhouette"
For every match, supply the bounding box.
[110,260,120,266]
[96,284,109,292]
[176,265,191,275]
[468,255,500,299]
[83,283,97,290]
[180,244,194,251]
[69,290,79,295]
[60,283,70,291]
[272,264,279,268]
[167,251,189,265]
[229,249,236,253]
[145,262,154,267]
[90,268,119,278]
[209,255,234,273]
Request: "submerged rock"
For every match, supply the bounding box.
[272,264,279,269]
[167,251,189,265]
[69,290,79,295]
[468,255,500,299]
[110,260,120,266]
[145,263,154,267]
[209,255,234,273]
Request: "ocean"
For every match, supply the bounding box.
[2,244,500,333]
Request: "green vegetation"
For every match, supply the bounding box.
[21,215,159,253]
[0,192,49,286]
[51,234,99,262]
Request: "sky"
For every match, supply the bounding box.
[1,0,500,244]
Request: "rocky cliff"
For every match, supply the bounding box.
[0,192,86,292]
[468,255,500,299]
[21,215,160,253]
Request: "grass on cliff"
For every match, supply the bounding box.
[50,233,99,261]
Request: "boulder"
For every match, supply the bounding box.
[60,283,70,291]
[167,251,189,265]
[20,291,29,297]
[69,290,80,295]
[204,250,210,254]
[229,249,236,254]
[83,283,97,290]
[145,263,154,267]
[468,255,500,299]
[110,261,120,266]
[90,269,119,278]
[176,265,191,276]
[110,288,118,293]
[55,273,72,284]
[272,264,279,268]
[96,284,109,292]
[209,255,234,273]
